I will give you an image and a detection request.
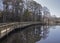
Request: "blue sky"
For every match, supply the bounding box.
[34,0,60,17]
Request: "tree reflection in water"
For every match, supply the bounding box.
[1,25,51,43]
[41,26,50,39]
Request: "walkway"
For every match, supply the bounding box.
[0,22,43,39]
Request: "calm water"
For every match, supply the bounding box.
[1,25,60,43]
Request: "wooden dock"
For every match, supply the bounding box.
[0,22,43,39]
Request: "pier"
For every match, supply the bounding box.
[0,22,43,39]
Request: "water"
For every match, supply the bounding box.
[1,25,60,43]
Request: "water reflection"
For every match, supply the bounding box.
[41,26,50,39]
[1,25,51,43]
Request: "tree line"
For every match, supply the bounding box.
[0,0,51,23]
